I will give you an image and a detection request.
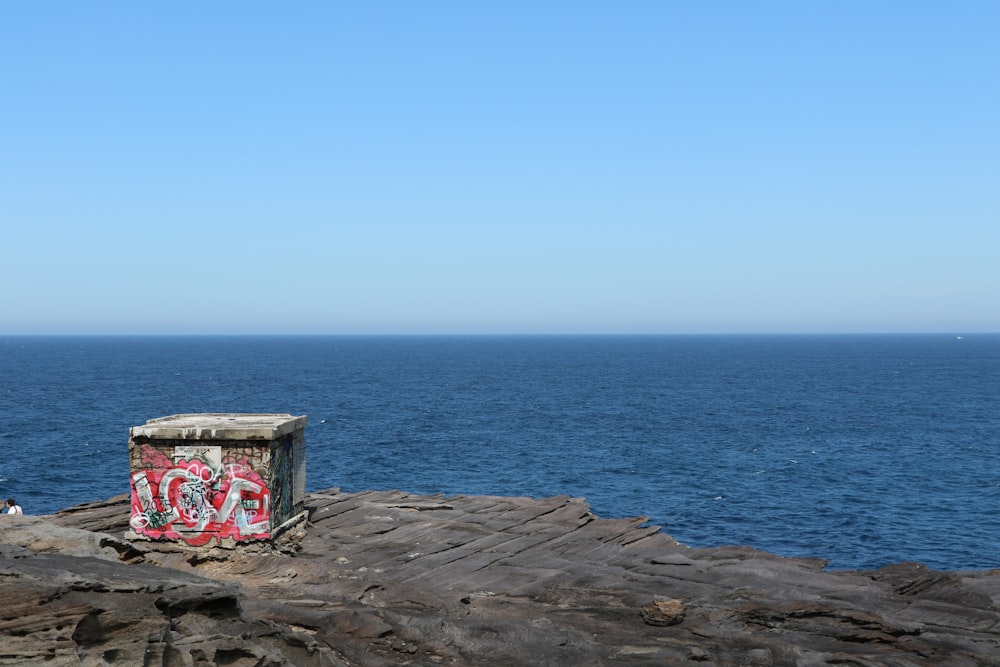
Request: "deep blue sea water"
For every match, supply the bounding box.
[1,334,998,571]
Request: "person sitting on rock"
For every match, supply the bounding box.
[5,499,22,515]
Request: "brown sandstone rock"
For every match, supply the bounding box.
[0,517,344,666]
[0,490,994,665]
[640,596,685,626]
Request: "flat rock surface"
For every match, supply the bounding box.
[1,489,997,665]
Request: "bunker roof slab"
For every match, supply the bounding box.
[130,413,307,441]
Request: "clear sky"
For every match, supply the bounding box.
[2,2,997,335]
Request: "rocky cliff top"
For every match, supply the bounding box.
[1,489,998,666]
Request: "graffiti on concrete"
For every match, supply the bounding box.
[269,436,294,521]
[129,444,271,546]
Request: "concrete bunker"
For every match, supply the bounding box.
[127,413,306,546]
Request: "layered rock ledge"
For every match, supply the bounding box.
[2,489,999,665]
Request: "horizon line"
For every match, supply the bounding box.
[2,331,994,338]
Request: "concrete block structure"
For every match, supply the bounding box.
[127,413,306,546]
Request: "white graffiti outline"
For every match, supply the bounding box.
[130,457,271,539]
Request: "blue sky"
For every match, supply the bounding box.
[2,2,997,334]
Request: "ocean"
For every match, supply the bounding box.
[1,334,997,571]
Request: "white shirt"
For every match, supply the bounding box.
[6,505,22,515]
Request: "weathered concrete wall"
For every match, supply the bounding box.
[126,413,306,546]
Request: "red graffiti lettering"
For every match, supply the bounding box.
[130,457,271,545]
